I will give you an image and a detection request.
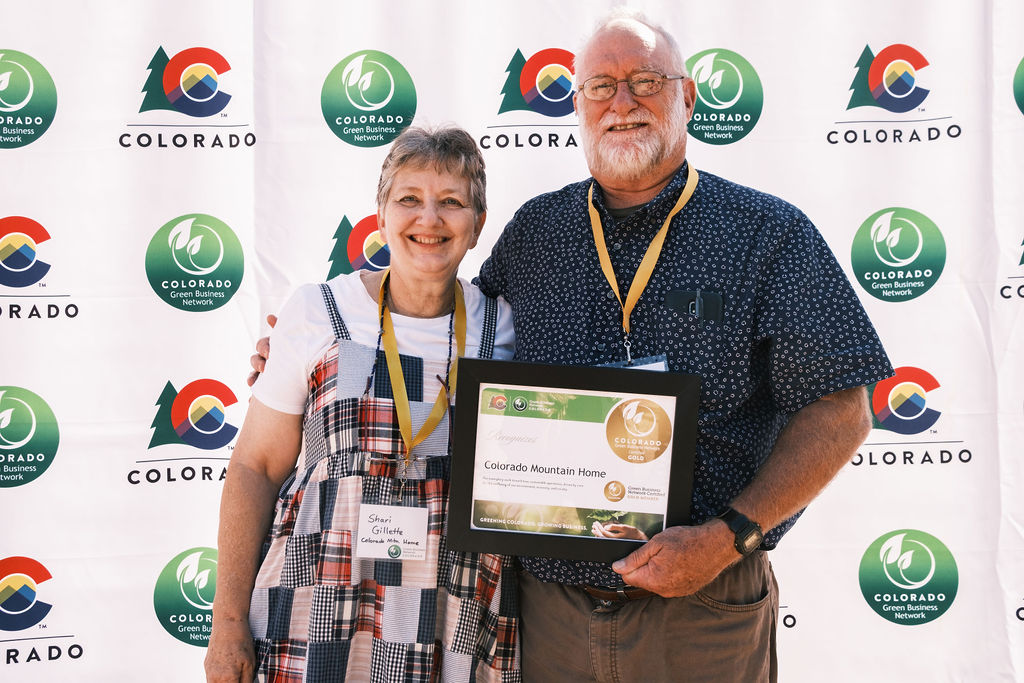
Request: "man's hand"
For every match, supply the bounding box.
[204,617,256,682]
[246,314,276,387]
[611,521,736,597]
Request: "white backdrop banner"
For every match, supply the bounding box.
[2,1,1023,680]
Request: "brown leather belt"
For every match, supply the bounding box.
[581,585,654,602]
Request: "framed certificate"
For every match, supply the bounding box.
[448,359,699,563]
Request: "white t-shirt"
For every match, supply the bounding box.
[252,272,515,415]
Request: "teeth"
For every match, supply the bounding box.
[411,236,447,244]
[610,123,645,131]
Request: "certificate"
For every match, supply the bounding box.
[448,359,698,563]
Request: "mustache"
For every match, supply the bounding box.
[599,112,654,129]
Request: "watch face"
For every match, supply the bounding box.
[738,530,762,554]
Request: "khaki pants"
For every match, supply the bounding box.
[519,551,778,683]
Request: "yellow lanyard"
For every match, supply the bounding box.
[587,167,699,362]
[378,270,466,463]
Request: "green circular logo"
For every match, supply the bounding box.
[0,386,59,487]
[0,50,57,149]
[851,207,945,302]
[1014,56,1024,116]
[685,49,762,145]
[153,547,217,646]
[859,529,957,625]
[387,545,402,559]
[145,214,244,312]
[321,50,416,147]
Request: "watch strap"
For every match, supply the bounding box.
[716,507,763,555]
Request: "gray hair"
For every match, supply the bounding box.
[575,8,688,79]
[376,125,487,215]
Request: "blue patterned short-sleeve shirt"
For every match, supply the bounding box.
[476,162,893,587]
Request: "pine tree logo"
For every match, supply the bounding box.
[327,216,355,279]
[140,47,175,113]
[846,44,929,113]
[847,46,877,110]
[498,50,530,114]
[148,379,238,451]
[497,48,575,118]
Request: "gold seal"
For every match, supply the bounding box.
[603,480,626,502]
[605,398,672,463]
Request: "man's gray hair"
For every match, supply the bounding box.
[575,7,688,78]
[376,125,487,215]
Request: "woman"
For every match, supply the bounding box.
[205,126,520,682]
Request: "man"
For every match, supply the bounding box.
[472,9,892,682]
[251,10,892,681]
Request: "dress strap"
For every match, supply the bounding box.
[477,294,498,359]
[318,282,351,340]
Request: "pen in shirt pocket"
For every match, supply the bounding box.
[664,289,724,326]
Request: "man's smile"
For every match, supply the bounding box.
[608,122,648,131]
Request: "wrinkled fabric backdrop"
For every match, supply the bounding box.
[2,1,1023,680]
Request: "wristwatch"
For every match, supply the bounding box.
[716,507,763,556]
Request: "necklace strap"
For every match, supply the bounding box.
[378,269,466,464]
[588,167,700,343]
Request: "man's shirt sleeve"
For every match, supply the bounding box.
[754,211,894,415]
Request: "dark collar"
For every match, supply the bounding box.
[589,161,691,225]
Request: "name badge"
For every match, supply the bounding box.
[355,504,429,561]
[601,354,668,372]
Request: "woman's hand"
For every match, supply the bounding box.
[204,617,256,682]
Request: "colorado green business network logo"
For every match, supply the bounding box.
[0,387,59,488]
[153,547,217,646]
[0,50,57,149]
[145,214,243,312]
[1014,56,1024,116]
[685,49,762,145]
[322,50,416,147]
[851,207,945,301]
[859,529,957,625]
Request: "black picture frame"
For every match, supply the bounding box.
[448,358,699,563]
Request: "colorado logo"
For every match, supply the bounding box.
[499,48,575,118]
[149,379,238,450]
[328,214,390,278]
[0,556,53,631]
[0,216,50,288]
[848,44,929,113]
[141,46,231,117]
[871,366,941,435]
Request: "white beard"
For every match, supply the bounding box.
[580,96,688,186]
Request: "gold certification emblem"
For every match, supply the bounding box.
[605,398,671,463]
[603,480,626,502]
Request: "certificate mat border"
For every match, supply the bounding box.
[448,358,698,563]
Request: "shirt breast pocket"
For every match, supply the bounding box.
[663,290,724,324]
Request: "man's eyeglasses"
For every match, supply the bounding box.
[578,71,686,101]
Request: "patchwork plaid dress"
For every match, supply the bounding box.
[250,283,521,682]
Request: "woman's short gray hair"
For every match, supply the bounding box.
[376,125,487,215]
